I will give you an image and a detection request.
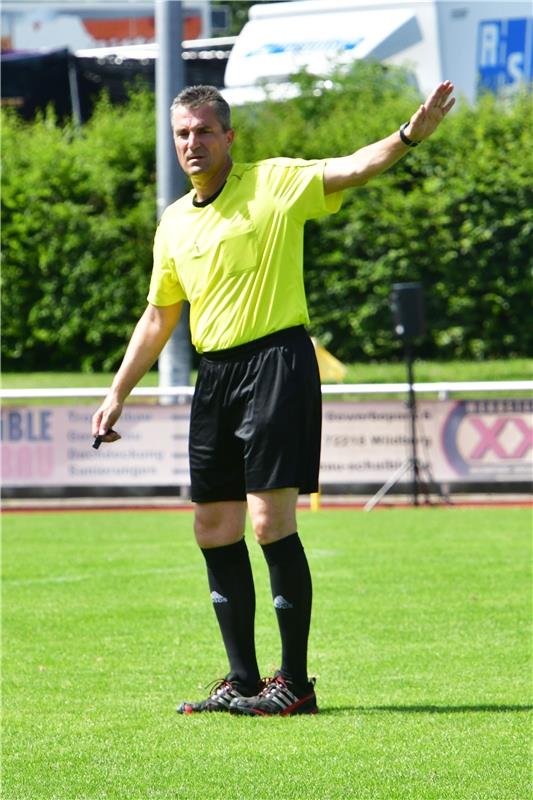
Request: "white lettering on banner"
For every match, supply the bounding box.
[479,22,499,66]
[507,51,524,84]
[0,400,531,489]
[477,18,533,94]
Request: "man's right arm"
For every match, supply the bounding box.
[91,301,182,441]
[323,81,455,193]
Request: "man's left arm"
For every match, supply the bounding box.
[323,80,455,194]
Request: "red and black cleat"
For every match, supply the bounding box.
[177,678,249,714]
[229,673,318,716]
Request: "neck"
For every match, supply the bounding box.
[192,157,233,202]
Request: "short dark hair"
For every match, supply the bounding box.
[170,85,232,131]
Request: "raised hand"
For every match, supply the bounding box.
[404,80,456,143]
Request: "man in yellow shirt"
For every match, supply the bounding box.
[92,81,455,716]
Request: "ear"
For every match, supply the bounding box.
[226,128,235,147]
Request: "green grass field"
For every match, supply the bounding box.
[2,507,531,800]
[2,360,531,409]
[2,358,532,389]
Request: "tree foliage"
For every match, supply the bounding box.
[2,92,156,371]
[2,64,532,371]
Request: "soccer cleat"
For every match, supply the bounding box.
[229,673,318,717]
[177,678,252,714]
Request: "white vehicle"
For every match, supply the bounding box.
[222,0,533,105]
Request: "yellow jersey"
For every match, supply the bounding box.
[148,158,343,352]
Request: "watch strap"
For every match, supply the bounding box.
[399,122,420,147]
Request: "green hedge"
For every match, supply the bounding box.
[2,64,532,370]
[2,92,156,371]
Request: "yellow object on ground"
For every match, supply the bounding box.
[311,338,347,382]
[310,492,321,511]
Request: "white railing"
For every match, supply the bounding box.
[0,380,532,400]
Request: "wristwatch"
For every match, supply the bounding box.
[399,122,420,147]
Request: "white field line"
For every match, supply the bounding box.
[4,565,195,587]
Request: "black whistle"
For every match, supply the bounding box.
[92,429,116,450]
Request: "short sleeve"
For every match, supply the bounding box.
[264,158,343,222]
[147,220,187,306]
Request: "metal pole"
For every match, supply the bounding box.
[405,343,419,507]
[67,56,82,126]
[155,0,191,401]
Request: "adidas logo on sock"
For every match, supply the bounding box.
[273,595,293,609]
[211,591,229,604]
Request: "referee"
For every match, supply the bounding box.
[92,81,455,716]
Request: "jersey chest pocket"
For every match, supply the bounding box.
[219,222,258,276]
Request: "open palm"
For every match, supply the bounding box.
[407,80,456,142]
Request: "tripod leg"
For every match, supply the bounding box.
[364,460,412,512]
[418,461,453,505]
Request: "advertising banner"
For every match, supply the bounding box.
[1,399,531,490]
[1,404,190,488]
[320,399,532,486]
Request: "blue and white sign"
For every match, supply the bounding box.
[477,17,533,94]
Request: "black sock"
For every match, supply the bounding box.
[261,532,312,689]
[201,538,260,692]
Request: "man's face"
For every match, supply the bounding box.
[171,102,234,179]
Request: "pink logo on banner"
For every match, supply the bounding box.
[468,418,533,460]
[442,400,533,478]
[1,444,55,479]
[1,409,55,480]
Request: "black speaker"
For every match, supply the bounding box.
[390,282,426,340]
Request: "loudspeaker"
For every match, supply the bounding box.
[390,282,426,340]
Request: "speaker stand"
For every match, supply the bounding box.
[364,343,450,511]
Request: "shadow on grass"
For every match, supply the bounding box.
[319,704,533,715]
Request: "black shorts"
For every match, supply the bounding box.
[189,326,322,503]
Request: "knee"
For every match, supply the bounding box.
[253,521,270,547]
[193,503,246,548]
[252,512,283,546]
[193,514,215,547]
[249,492,298,546]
